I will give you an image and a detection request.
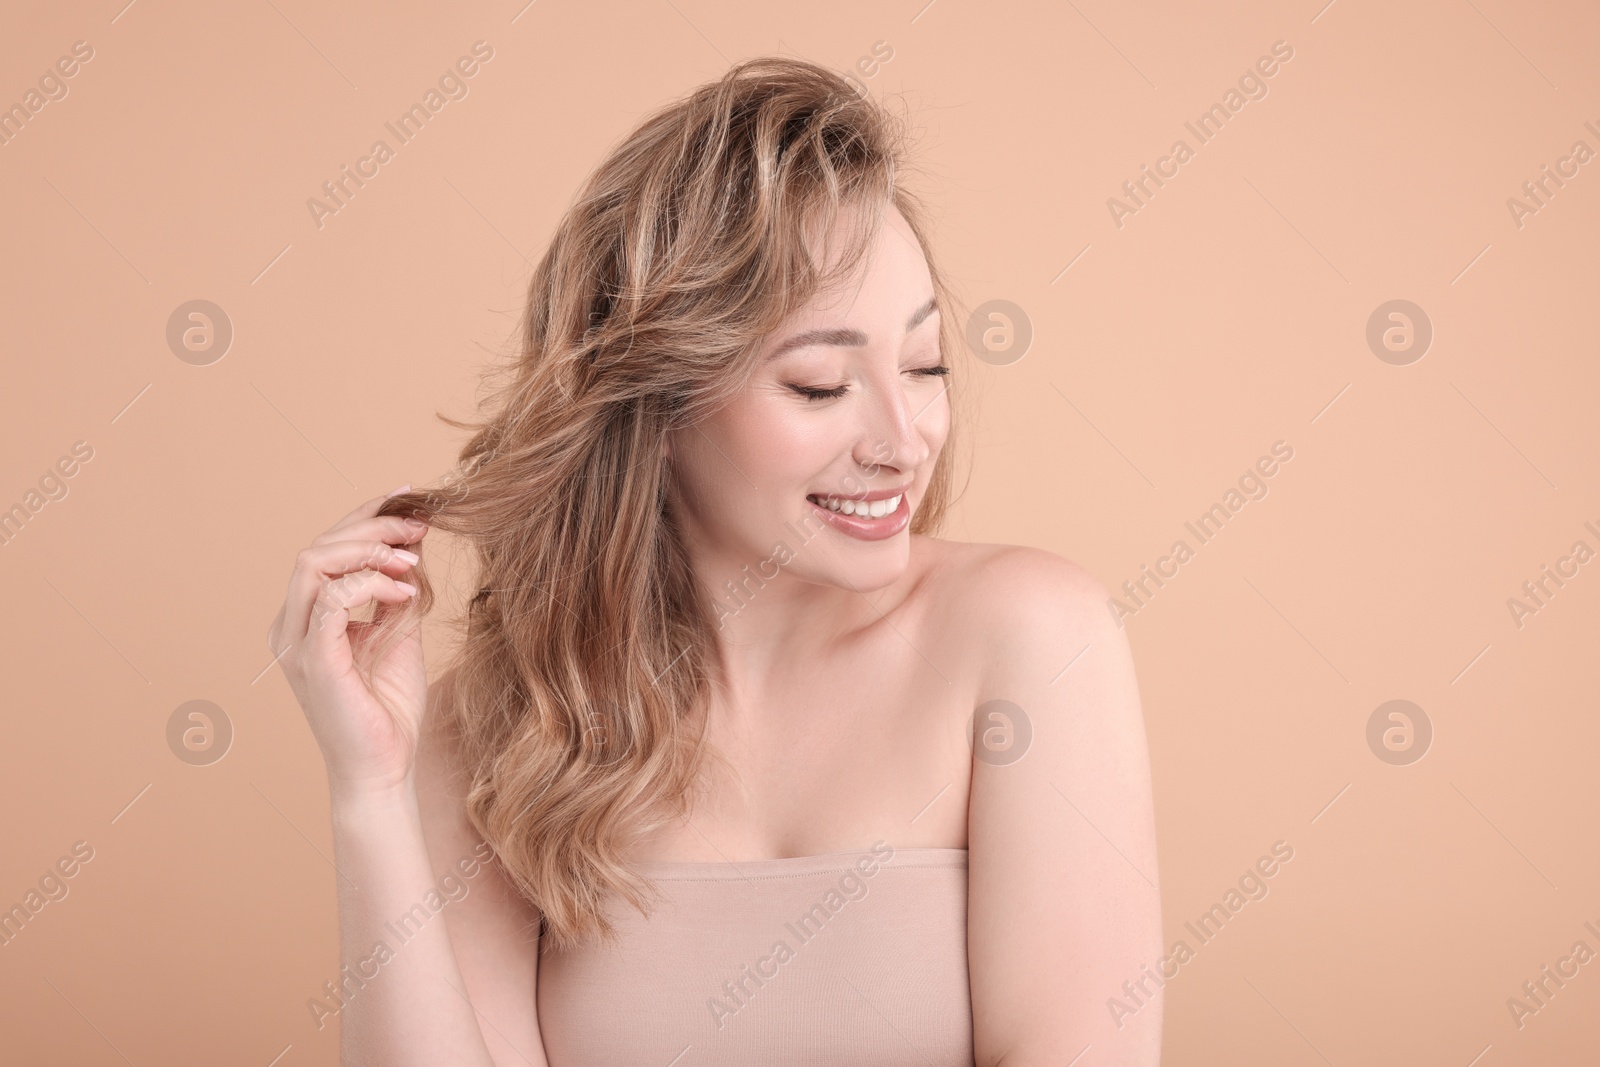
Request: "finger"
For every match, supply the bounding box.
[312,513,430,551]
[303,570,418,652]
[282,539,422,646]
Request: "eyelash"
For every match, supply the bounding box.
[789,364,950,401]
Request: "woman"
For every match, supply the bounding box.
[269,55,1162,1066]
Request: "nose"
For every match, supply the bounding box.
[852,368,935,475]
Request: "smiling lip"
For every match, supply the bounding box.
[805,486,912,541]
[816,483,910,503]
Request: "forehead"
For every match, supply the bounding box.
[762,204,935,356]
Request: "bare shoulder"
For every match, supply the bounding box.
[916,536,1110,608]
[948,539,1161,1062]
[912,536,1120,690]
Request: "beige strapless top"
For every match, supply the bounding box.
[536,845,974,1066]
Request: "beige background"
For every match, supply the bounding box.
[2,0,1597,1063]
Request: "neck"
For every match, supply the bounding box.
[689,535,923,692]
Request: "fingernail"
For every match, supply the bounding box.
[393,548,420,565]
[386,483,412,498]
[396,581,418,596]
[404,517,427,530]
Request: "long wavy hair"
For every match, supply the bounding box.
[367,55,966,950]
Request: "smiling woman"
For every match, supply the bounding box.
[269,54,1161,1067]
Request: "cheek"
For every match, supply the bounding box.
[917,389,953,454]
[928,396,952,442]
[677,401,831,530]
[720,398,839,487]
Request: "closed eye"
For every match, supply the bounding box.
[787,364,948,402]
[788,382,850,401]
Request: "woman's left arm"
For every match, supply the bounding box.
[966,547,1163,1067]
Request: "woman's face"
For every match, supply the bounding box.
[667,201,951,609]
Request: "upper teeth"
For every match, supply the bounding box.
[812,493,901,518]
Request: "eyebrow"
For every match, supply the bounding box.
[766,296,939,360]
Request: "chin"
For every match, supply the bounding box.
[806,535,913,594]
[756,494,920,593]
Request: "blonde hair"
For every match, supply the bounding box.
[370,55,965,949]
